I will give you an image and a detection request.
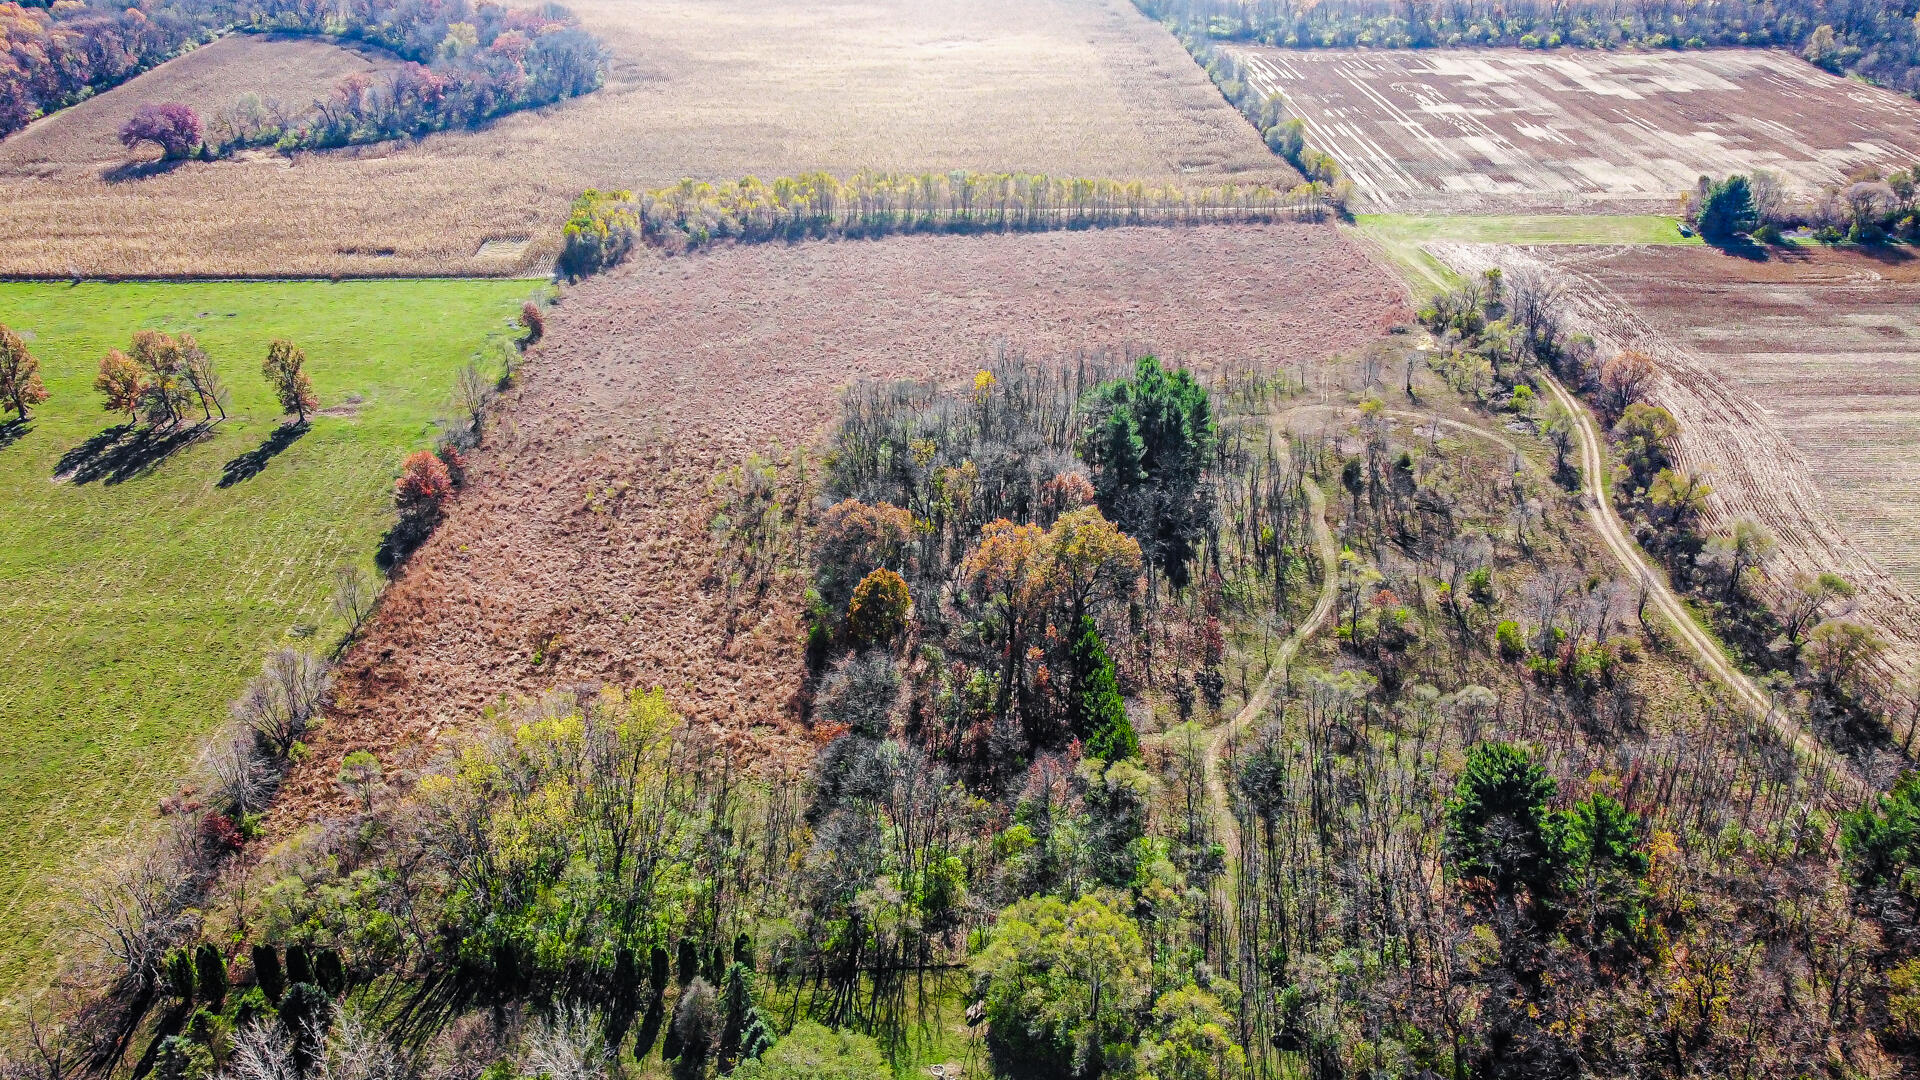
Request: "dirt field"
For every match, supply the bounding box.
[0,0,1291,277]
[1437,240,1920,672]
[1233,47,1920,212]
[270,224,1408,821]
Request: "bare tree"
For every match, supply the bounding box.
[330,564,377,645]
[0,1008,83,1080]
[232,649,333,759]
[181,343,229,423]
[317,1010,407,1080]
[453,361,491,437]
[1503,266,1565,357]
[228,1019,300,1080]
[202,722,275,816]
[70,819,201,986]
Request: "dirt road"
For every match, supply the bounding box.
[1539,374,1866,797]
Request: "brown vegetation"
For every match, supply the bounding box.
[0,0,1293,277]
[270,224,1407,823]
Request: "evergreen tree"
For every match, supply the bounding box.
[1080,356,1216,589]
[1445,742,1564,896]
[1067,616,1138,761]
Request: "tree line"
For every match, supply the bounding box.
[1137,0,1920,97]
[2,0,605,155]
[559,171,1337,275]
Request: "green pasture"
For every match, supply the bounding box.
[0,279,530,1011]
[1352,213,1700,295]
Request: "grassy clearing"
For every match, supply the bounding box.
[1353,213,1700,296]
[0,279,529,1011]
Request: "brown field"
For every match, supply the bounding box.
[1232,46,1920,212]
[1438,240,1920,671]
[270,224,1408,821]
[0,0,1291,278]
[0,34,396,178]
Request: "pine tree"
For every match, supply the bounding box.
[1067,617,1138,761]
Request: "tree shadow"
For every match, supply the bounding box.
[219,421,309,487]
[1849,240,1916,266]
[55,422,212,485]
[1708,236,1770,262]
[100,157,189,184]
[0,418,29,451]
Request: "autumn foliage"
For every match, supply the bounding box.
[94,349,145,422]
[0,324,48,420]
[262,340,317,422]
[846,568,911,646]
[119,102,203,160]
[396,450,454,520]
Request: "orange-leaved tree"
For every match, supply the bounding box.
[94,349,146,422]
[846,568,911,646]
[129,329,193,429]
[0,324,49,421]
[263,340,318,423]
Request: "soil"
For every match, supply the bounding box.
[270,224,1410,823]
[1232,46,1920,213]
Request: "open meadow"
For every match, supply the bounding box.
[0,279,528,1013]
[1234,46,1920,212]
[270,224,1410,822]
[0,0,1290,278]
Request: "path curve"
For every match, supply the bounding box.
[1539,373,1866,798]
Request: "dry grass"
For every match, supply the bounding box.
[1235,46,1920,212]
[270,224,1408,825]
[0,0,1292,277]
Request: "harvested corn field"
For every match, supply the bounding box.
[1233,46,1920,212]
[271,224,1409,822]
[0,0,1291,277]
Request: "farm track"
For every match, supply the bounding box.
[1434,241,1920,702]
[1539,372,1868,798]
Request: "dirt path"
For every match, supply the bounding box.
[1539,373,1867,797]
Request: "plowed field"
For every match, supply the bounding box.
[1436,240,1920,675]
[1233,47,1920,212]
[272,224,1410,821]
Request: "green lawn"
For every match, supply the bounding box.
[1352,213,1700,296]
[0,279,531,1010]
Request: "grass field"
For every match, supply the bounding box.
[1354,214,1698,295]
[0,279,529,1011]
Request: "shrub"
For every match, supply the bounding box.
[559,189,639,279]
[520,301,545,343]
[1494,619,1526,660]
[120,103,203,160]
[732,1021,890,1080]
[845,568,911,646]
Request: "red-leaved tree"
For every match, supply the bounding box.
[119,102,203,160]
[396,450,454,523]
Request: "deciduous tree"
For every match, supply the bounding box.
[0,325,48,420]
[120,102,202,160]
[95,349,145,423]
[262,340,317,423]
